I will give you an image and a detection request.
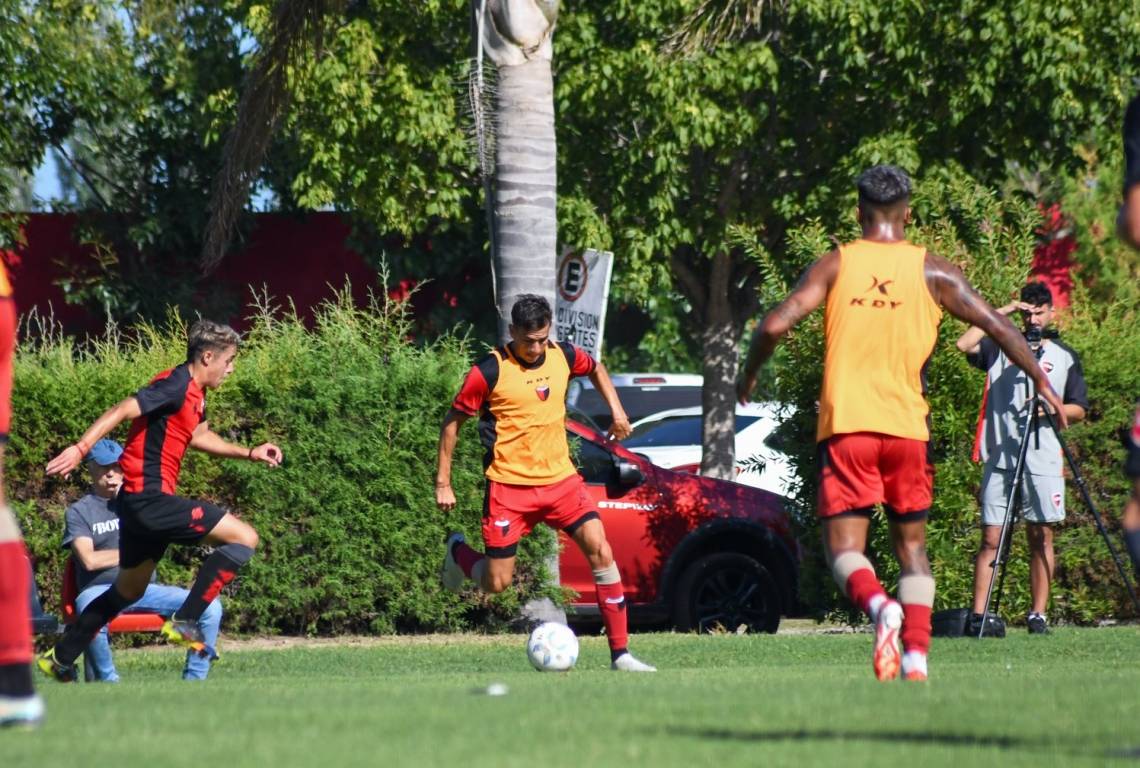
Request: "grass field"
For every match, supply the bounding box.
[4,627,1139,767]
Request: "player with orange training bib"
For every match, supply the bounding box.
[435,295,655,672]
[738,165,1066,682]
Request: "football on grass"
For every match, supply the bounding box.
[526,622,579,672]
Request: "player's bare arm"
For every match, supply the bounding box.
[45,397,142,478]
[435,408,470,511]
[738,250,839,404]
[588,361,631,440]
[925,252,1067,427]
[954,300,1032,354]
[1118,178,1140,249]
[189,421,282,466]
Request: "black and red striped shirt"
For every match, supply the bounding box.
[119,364,206,494]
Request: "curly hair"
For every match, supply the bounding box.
[1020,281,1053,307]
[857,165,912,207]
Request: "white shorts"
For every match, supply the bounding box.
[980,466,1065,526]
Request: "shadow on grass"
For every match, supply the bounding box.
[662,726,1030,751]
[663,726,1140,761]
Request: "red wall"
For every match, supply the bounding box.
[1,212,379,334]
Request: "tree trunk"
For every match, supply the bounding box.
[475,0,562,625]
[492,57,558,341]
[699,253,740,481]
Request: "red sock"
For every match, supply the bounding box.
[453,541,485,578]
[901,603,932,655]
[0,541,32,666]
[845,568,887,616]
[596,581,628,653]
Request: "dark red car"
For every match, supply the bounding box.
[559,419,799,633]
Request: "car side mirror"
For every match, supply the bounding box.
[615,458,644,488]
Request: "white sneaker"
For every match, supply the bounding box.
[611,652,656,672]
[440,532,467,593]
[0,694,44,729]
[872,600,903,681]
[901,651,928,682]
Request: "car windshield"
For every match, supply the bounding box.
[624,415,761,448]
[574,386,702,428]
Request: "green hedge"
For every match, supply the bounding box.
[765,165,1140,624]
[12,290,557,635]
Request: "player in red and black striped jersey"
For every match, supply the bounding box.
[1118,93,1140,576]
[436,295,655,672]
[36,320,282,681]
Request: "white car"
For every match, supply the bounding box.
[566,373,703,431]
[622,402,795,497]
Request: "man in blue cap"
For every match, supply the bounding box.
[62,439,222,681]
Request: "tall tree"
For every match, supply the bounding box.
[553,0,1140,480]
[473,0,560,340]
[1,1,258,321]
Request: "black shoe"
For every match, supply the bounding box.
[1026,613,1049,634]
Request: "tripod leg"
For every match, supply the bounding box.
[1040,409,1140,615]
[979,406,1035,638]
[992,491,1020,616]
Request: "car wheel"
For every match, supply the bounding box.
[673,552,781,634]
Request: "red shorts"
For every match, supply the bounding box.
[482,473,598,557]
[818,432,933,518]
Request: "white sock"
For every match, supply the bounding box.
[902,651,928,676]
[868,593,888,622]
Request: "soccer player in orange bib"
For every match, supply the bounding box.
[737,165,1066,681]
[435,295,655,672]
[0,259,44,727]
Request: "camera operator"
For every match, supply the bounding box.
[956,281,1088,634]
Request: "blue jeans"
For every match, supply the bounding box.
[74,583,223,681]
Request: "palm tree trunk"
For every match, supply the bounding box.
[492,57,557,341]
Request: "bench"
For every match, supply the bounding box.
[61,558,165,681]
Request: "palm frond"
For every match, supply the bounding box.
[200,0,348,274]
[663,0,779,57]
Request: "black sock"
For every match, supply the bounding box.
[610,647,628,663]
[0,663,35,697]
[1125,529,1140,576]
[56,586,134,666]
[177,544,253,622]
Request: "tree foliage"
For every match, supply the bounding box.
[551,0,1140,478]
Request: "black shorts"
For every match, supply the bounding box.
[118,492,227,568]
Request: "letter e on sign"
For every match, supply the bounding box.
[558,252,588,302]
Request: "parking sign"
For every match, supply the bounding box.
[555,248,613,359]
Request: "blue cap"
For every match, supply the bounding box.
[86,439,123,467]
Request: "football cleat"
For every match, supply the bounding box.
[610,652,657,672]
[901,651,928,682]
[36,648,77,683]
[440,532,467,593]
[0,694,44,729]
[872,600,903,681]
[161,618,219,661]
